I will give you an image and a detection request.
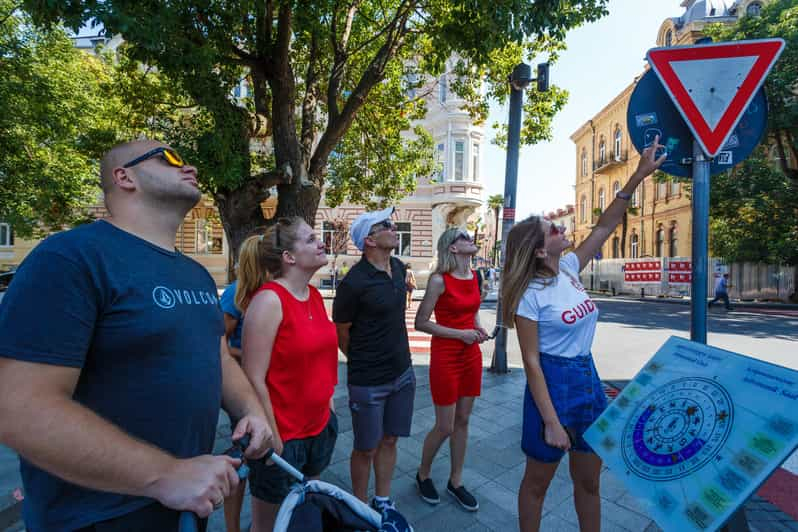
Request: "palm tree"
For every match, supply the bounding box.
[488,194,504,266]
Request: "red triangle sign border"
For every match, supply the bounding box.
[646,38,785,158]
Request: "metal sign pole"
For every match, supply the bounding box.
[690,139,709,344]
[691,138,750,532]
[492,63,531,374]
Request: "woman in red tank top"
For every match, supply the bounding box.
[413,227,489,511]
[237,217,339,532]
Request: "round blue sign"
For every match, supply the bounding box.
[627,69,768,178]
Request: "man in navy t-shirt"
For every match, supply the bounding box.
[0,140,273,531]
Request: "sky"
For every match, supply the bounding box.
[480,0,687,218]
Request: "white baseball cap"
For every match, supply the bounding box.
[350,206,395,251]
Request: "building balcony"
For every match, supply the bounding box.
[428,180,484,207]
[594,150,629,172]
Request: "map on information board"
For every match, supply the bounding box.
[584,337,798,532]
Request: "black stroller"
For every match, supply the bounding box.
[179,440,414,532]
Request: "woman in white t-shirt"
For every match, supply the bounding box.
[502,137,665,532]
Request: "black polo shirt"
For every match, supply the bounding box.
[333,256,411,386]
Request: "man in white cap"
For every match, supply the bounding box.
[333,206,415,513]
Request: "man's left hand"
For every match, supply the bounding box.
[231,415,273,459]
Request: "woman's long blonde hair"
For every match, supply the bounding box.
[234,217,304,312]
[435,227,469,274]
[499,216,555,328]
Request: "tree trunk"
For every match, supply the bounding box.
[216,188,271,284]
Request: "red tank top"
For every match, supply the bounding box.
[255,281,338,441]
[432,272,482,348]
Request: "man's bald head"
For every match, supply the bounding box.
[99,140,164,196]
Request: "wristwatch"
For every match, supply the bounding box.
[616,191,632,201]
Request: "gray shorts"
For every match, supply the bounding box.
[348,367,416,451]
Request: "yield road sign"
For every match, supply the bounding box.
[626,69,767,178]
[647,38,784,157]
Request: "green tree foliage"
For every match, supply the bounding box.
[0,2,122,237]
[23,0,608,259]
[704,0,798,266]
[709,149,798,264]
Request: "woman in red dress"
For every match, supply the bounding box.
[414,227,489,511]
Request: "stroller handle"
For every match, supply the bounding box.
[178,434,252,532]
[264,448,305,483]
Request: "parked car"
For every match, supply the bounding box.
[0,269,15,304]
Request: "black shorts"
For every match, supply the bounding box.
[248,412,338,504]
[75,502,206,532]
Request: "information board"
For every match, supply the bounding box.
[585,337,798,531]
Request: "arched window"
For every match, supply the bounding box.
[581,148,588,177]
[580,195,587,223]
[598,138,606,164]
[631,233,639,258]
[747,2,762,17]
[612,236,620,258]
[656,226,665,257]
[598,188,606,211]
[613,181,621,198]
[669,224,678,257]
[614,128,622,160]
[665,29,673,47]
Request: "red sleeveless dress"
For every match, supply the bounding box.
[255,281,338,441]
[430,272,482,405]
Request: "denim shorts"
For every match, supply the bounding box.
[522,353,607,463]
[249,412,338,503]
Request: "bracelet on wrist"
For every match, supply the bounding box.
[616,191,632,201]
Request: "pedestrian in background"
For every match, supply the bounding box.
[414,228,488,511]
[708,273,732,310]
[501,137,665,532]
[405,263,417,307]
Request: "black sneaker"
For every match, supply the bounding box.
[415,473,440,505]
[447,481,479,511]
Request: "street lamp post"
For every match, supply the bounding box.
[491,62,548,373]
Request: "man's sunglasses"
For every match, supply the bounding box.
[368,219,396,235]
[122,147,186,169]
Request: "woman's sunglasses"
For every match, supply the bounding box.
[549,223,566,236]
[122,147,186,169]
